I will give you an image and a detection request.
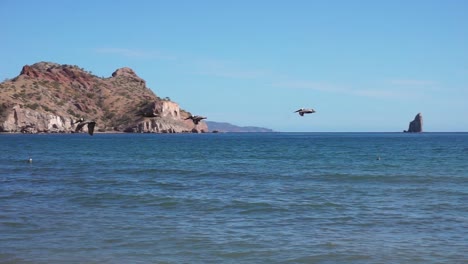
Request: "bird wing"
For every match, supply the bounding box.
[193,116,207,124]
[75,122,86,132]
[87,122,96,136]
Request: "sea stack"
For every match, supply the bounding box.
[404,113,423,133]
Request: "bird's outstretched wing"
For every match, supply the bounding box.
[294,108,315,116]
[75,122,86,132]
[186,115,206,125]
[75,121,96,136]
[87,122,96,136]
[194,116,206,124]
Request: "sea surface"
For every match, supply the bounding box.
[0,132,467,264]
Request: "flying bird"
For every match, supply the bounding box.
[294,108,316,116]
[74,118,96,136]
[185,115,207,125]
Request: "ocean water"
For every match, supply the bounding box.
[0,132,467,264]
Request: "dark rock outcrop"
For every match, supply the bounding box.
[404,113,423,133]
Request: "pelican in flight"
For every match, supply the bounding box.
[185,115,207,125]
[294,108,316,116]
[74,118,96,136]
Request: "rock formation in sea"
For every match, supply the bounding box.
[0,62,207,133]
[404,113,423,133]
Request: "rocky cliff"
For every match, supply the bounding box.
[0,62,207,133]
[404,113,423,133]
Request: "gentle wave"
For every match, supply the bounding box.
[1,133,467,263]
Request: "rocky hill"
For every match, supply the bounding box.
[0,62,207,133]
[404,113,423,133]
[206,121,274,132]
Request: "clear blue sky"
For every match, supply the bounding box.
[1,0,467,132]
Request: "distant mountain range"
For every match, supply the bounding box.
[206,121,274,132]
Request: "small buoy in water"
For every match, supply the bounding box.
[28,158,32,163]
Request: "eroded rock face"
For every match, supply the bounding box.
[1,105,74,133]
[404,113,423,133]
[20,63,94,89]
[130,101,208,133]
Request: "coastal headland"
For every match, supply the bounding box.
[0,62,208,134]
